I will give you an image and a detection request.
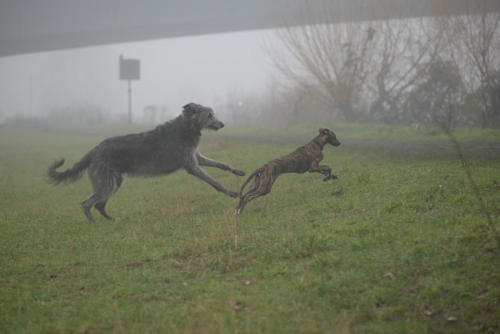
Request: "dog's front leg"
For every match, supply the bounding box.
[309,162,338,181]
[185,164,239,198]
[323,172,339,181]
[196,153,245,176]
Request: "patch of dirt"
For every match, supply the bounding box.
[124,261,145,269]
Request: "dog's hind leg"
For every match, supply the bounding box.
[81,194,98,222]
[94,173,122,220]
[235,175,273,215]
[81,163,122,222]
[95,201,113,220]
[235,180,258,215]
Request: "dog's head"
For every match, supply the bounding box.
[183,103,224,131]
[318,128,340,146]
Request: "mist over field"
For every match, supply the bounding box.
[0,30,275,124]
[1,1,499,129]
[1,1,499,333]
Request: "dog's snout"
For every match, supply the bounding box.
[330,138,340,146]
[208,120,224,130]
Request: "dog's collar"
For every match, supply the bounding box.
[312,138,324,149]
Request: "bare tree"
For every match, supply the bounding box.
[440,5,500,128]
[405,58,464,130]
[269,1,379,122]
[269,1,443,123]
[369,19,443,122]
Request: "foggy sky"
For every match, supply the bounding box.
[3,0,498,123]
[0,29,278,122]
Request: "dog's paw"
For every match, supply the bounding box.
[233,169,246,176]
[323,174,338,181]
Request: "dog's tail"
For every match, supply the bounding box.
[47,153,92,185]
[238,167,263,198]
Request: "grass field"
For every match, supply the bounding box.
[0,123,499,333]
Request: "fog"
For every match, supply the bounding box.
[1,1,498,129]
[0,29,277,123]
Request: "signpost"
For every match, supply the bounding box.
[119,55,140,123]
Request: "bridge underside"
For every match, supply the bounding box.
[1,0,499,57]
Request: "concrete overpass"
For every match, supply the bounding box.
[1,0,499,57]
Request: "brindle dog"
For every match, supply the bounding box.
[235,128,340,215]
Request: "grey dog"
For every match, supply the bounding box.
[48,103,245,222]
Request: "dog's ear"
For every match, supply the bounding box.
[319,128,328,134]
[183,103,197,118]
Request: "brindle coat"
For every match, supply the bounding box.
[48,103,245,222]
[235,128,340,215]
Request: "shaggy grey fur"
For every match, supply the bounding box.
[48,103,245,222]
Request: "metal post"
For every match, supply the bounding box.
[128,80,132,124]
[29,74,33,117]
[119,55,140,124]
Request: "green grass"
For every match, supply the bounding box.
[0,124,499,333]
